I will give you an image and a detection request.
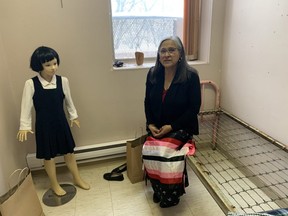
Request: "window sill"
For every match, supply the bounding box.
[112,60,208,71]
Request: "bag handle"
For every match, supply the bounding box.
[18,167,29,187]
[8,167,29,189]
[8,169,22,189]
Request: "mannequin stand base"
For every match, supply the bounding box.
[42,184,76,207]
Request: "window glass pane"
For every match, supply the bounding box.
[111,0,184,60]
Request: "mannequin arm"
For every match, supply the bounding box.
[17,130,34,142]
[70,119,80,128]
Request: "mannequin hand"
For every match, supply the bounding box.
[70,119,80,128]
[153,125,172,139]
[17,130,34,142]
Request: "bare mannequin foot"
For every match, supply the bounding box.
[74,178,90,190]
[51,184,66,196]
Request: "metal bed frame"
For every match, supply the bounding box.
[188,80,288,215]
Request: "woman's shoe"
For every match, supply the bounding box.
[153,193,160,203]
[111,163,127,173]
[103,172,124,181]
[159,199,180,208]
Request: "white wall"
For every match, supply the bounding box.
[221,0,288,145]
[0,0,225,195]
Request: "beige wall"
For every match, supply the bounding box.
[0,0,225,194]
[221,0,288,145]
[0,30,28,194]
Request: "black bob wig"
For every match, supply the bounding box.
[30,46,60,72]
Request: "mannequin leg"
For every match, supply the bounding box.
[44,159,66,196]
[64,153,90,190]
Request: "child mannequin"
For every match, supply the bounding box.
[17,46,90,196]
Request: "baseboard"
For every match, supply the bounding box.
[26,139,130,171]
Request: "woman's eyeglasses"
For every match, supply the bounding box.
[159,47,178,56]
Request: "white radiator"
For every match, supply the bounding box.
[26,139,130,171]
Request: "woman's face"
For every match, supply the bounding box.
[41,58,58,79]
[158,40,180,69]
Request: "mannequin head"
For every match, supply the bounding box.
[30,46,60,72]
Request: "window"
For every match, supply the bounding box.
[110,0,200,61]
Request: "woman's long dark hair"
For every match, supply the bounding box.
[149,36,194,84]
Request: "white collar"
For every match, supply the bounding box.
[37,74,57,87]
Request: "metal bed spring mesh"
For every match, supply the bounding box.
[188,111,288,215]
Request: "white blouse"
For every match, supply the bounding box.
[19,74,78,130]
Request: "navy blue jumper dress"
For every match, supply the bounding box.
[32,75,75,160]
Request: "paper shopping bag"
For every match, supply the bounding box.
[126,135,147,183]
[0,167,44,216]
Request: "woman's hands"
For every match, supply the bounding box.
[148,124,172,138]
[17,130,34,142]
[70,119,80,128]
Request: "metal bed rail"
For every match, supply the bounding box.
[188,80,288,215]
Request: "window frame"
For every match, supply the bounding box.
[183,0,201,60]
[110,0,201,65]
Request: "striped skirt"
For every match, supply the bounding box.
[142,130,196,201]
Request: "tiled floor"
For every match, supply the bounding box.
[32,157,226,216]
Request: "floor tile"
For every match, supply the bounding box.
[32,157,225,216]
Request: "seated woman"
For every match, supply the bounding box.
[143,36,201,208]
